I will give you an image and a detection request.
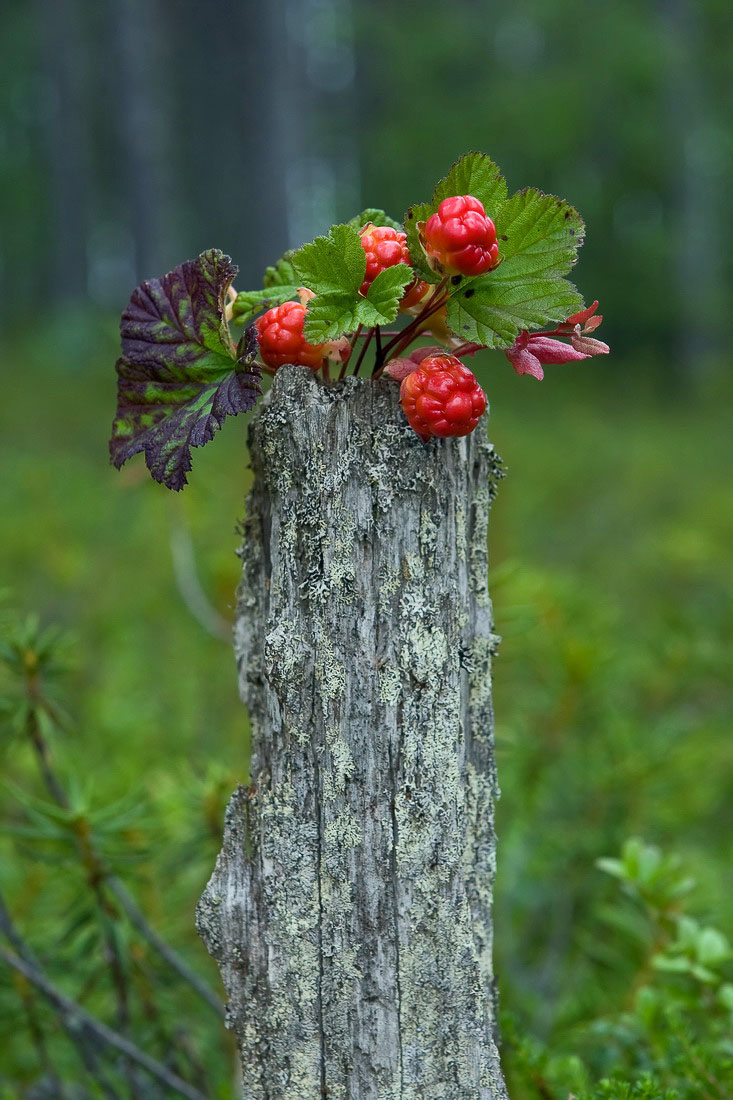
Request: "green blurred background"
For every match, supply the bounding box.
[1,1,732,1096]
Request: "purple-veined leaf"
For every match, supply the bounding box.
[110,250,261,490]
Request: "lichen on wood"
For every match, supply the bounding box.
[197,365,507,1099]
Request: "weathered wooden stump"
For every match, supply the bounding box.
[197,364,507,1099]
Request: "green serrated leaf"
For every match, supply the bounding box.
[109,251,261,490]
[347,208,403,231]
[302,264,413,342]
[263,250,298,288]
[231,285,299,324]
[432,151,508,214]
[363,263,414,321]
[291,223,366,298]
[296,225,414,342]
[301,292,360,342]
[446,273,583,349]
[403,202,441,283]
[495,188,585,279]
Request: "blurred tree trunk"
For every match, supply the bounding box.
[39,0,89,301]
[112,0,172,281]
[198,367,507,1100]
[657,0,724,374]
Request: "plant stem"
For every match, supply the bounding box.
[372,326,383,376]
[340,324,362,379]
[352,327,375,376]
[378,278,450,365]
[385,296,450,362]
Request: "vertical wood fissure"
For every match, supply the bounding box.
[314,749,328,1099]
[387,739,405,1097]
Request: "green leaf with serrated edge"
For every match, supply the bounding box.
[432,151,508,214]
[403,202,441,283]
[446,274,583,349]
[109,251,261,490]
[263,251,298,288]
[232,249,300,324]
[494,188,585,279]
[302,292,362,342]
[302,264,413,342]
[364,263,413,318]
[295,224,414,342]
[231,285,299,324]
[291,223,366,297]
[347,208,403,231]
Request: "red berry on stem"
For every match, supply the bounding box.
[255,300,325,370]
[399,354,487,442]
[359,222,428,306]
[423,195,500,277]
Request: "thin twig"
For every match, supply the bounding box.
[352,327,375,376]
[371,326,383,376]
[108,879,224,1018]
[168,516,232,643]
[26,672,134,1049]
[379,277,449,361]
[340,324,362,380]
[21,677,225,1019]
[0,945,213,1100]
[0,892,123,1100]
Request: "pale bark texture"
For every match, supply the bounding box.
[197,365,507,1100]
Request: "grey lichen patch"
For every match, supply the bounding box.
[468,635,497,709]
[314,633,346,704]
[199,365,508,1100]
[323,726,355,800]
[379,664,402,706]
[378,566,401,602]
[419,507,440,561]
[400,621,452,686]
[455,498,468,563]
[324,507,358,600]
[324,811,363,852]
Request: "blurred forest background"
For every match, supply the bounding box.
[1,1,732,1097]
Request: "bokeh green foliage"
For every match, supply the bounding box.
[1,321,732,1093]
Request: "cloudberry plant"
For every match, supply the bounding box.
[110,151,609,488]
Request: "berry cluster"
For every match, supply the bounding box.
[252,197,497,439]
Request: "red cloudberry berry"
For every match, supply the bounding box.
[255,300,325,370]
[359,222,428,308]
[399,354,487,442]
[423,195,500,277]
